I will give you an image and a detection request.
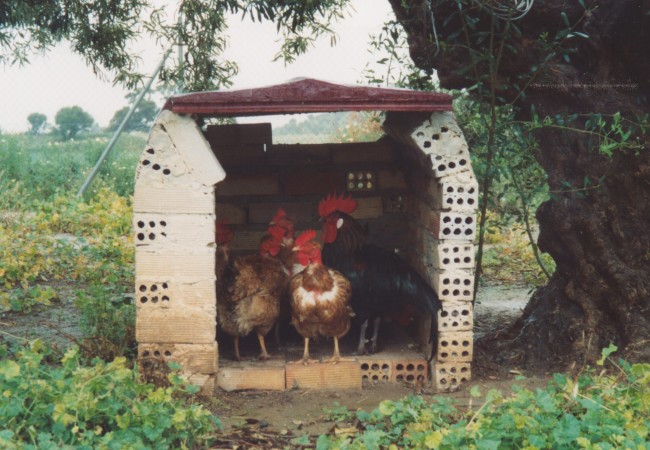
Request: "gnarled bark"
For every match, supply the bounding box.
[389,0,650,366]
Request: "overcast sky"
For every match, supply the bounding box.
[0,1,396,133]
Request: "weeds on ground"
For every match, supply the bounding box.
[481,224,555,287]
[316,346,650,449]
[0,341,220,449]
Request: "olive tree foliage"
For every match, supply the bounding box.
[1,0,351,92]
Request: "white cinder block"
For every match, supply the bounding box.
[433,361,471,391]
[435,211,477,241]
[135,248,215,279]
[133,213,215,249]
[432,241,475,270]
[438,302,473,332]
[136,126,191,185]
[410,112,471,179]
[135,111,226,188]
[434,269,474,302]
[433,171,479,211]
[437,331,473,363]
[134,184,215,215]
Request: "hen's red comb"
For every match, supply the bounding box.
[271,208,287,223]
[216,219,234,245]
[295,229,317,247]
[318,192,358,218]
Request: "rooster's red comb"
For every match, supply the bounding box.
[295,229,317,247]
[318,192,358,218]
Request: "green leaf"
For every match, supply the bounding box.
[560,12,570,28]
[379,400,396,416]
[597,343,618,365]
[0,360,20,380]
[425,430,443,449]
[470,385,482,397]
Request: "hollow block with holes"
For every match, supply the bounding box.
[431,172,479,212]
[138,342,218,389]
[434,362,471,391]
[391,360,429,384]
[133,214,215,247]
[433,269,475,302]
[358,359,392,383]
[429,211,477,241]
[438,302,473,332]
[437,331,474,363]
[135,277,216,344]
[429,240,475,270]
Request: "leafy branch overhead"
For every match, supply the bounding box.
[0,0,351,91]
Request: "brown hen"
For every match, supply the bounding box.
[216,220,290,361]
[289,230,353,364]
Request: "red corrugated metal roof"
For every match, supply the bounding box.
[163,78,452,116]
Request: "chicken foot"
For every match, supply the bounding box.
[291,337,318,365]
[356,317,382,354]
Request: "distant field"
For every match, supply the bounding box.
[0,132,145,207]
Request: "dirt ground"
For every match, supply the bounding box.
[1,282,552,443]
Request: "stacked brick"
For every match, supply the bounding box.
[384,111,476,391]
[133,110,225,394]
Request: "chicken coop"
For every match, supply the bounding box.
[134,78,475,394]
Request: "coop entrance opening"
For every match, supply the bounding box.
[134,78,476,393]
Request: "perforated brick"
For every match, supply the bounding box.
[436,211,477,241]
[358,359,392,382]
[392,360,428,384]
[438,302,473,332]
[437,332,473,363]
[138,342,218,394]
[433,171,479,211]
[434,269,474,302]
[133,213,214,248]
[434,362,471,391]
[432,241,475,270]
[408,112,471,179]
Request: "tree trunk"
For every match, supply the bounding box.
[389,0,650,367]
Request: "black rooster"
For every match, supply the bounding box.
[319,193,441,358]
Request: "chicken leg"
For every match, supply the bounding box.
[299,337,311,364]
[356,319,369,355]
[234,336,241,361]
[257,332,271,360]
[369,317,381,354]
[326,336,342,364]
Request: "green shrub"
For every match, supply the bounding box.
[0,342,220,449]
[317,351,650,449]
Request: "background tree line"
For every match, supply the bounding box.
[25,94,158,140]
